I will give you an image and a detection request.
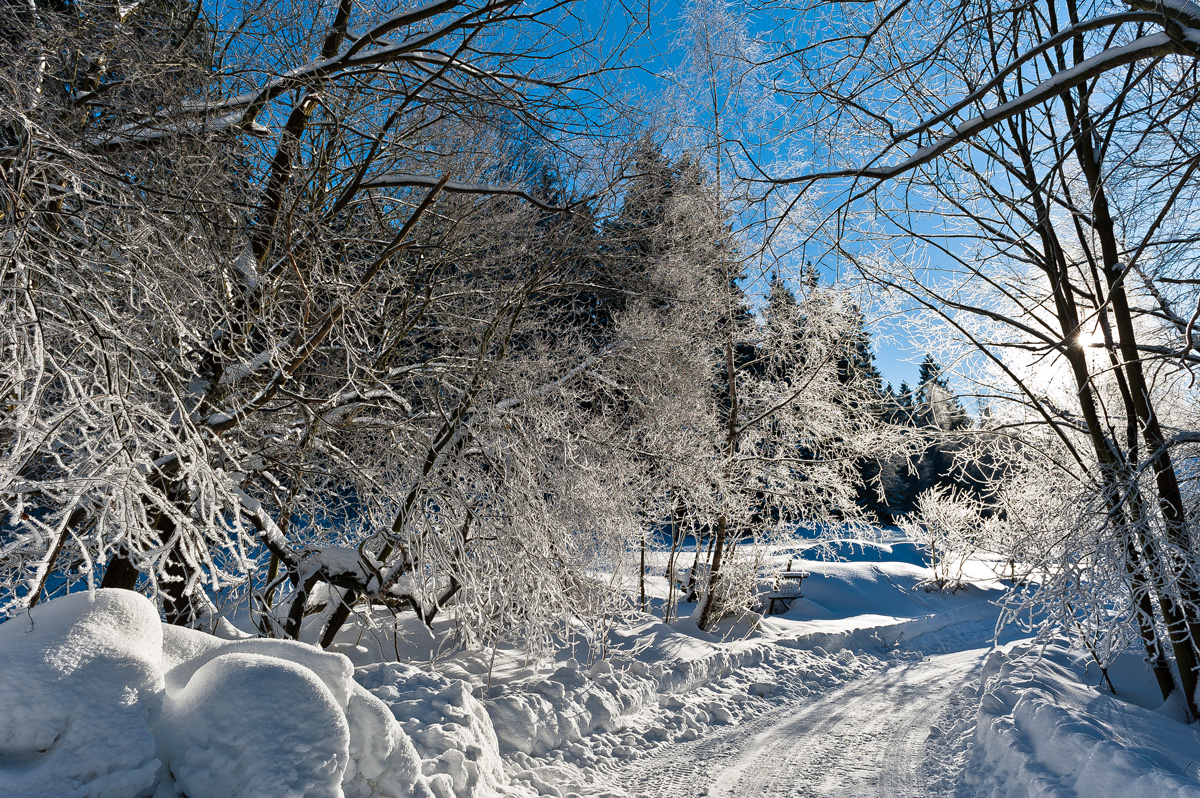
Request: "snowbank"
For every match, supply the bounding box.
[482,618,798,762]
[479,620,885,796]
[23,544,1186,798]
[0,590,432,798]
[357,662,504,798]
[969,642,1200,797]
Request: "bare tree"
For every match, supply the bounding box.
[727,0,1200,714]
[0,0,660,656]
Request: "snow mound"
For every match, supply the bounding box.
[159,651,352,797]
[0,590,164,798]
[969,642,1200,798]
[0,590,432,798]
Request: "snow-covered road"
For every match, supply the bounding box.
[608,640,989,798]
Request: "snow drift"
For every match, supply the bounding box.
[356,662,504,798]
[0,589,431,798]
[969,642,1200,797]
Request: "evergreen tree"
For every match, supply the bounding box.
[916,355,969,432]
[572,139,713,348]
[801,260,820,291]
[918,354,949,390]
[837,307,884,396]
[764,272,802,383]
[832,309,894,519]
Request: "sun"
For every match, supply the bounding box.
[1076,325,1108,351]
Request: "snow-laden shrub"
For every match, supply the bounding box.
[701,550,762,625]
[902,486,1001,591]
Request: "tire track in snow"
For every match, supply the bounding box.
[608,647,987,798]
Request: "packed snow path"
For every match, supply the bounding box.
[606,634,989,797]
[712,648,982,797]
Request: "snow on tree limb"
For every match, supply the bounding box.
[362,173,574,212]
[774,32,1181,190]
[83,0,523,152]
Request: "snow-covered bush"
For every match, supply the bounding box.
[902,486,996,592]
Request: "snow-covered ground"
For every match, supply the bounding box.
[969,641,1200,797]
[3,530,1198,798]
[585,643,986,798]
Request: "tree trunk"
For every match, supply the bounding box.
[698,333,741,631]
[1066,86,1200,717]
[696,513,728,630]
[99,549,140,590]
[640,535,647,613]
[1005,96,1194,714]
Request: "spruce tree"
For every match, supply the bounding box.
[918,354,949,390]
[837,307,884,396]
[916,355,969,432]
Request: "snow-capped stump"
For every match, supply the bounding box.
[161,626,355,704]
[158,625,433,797]
[0,590,164,798]
[158,627,434,798]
